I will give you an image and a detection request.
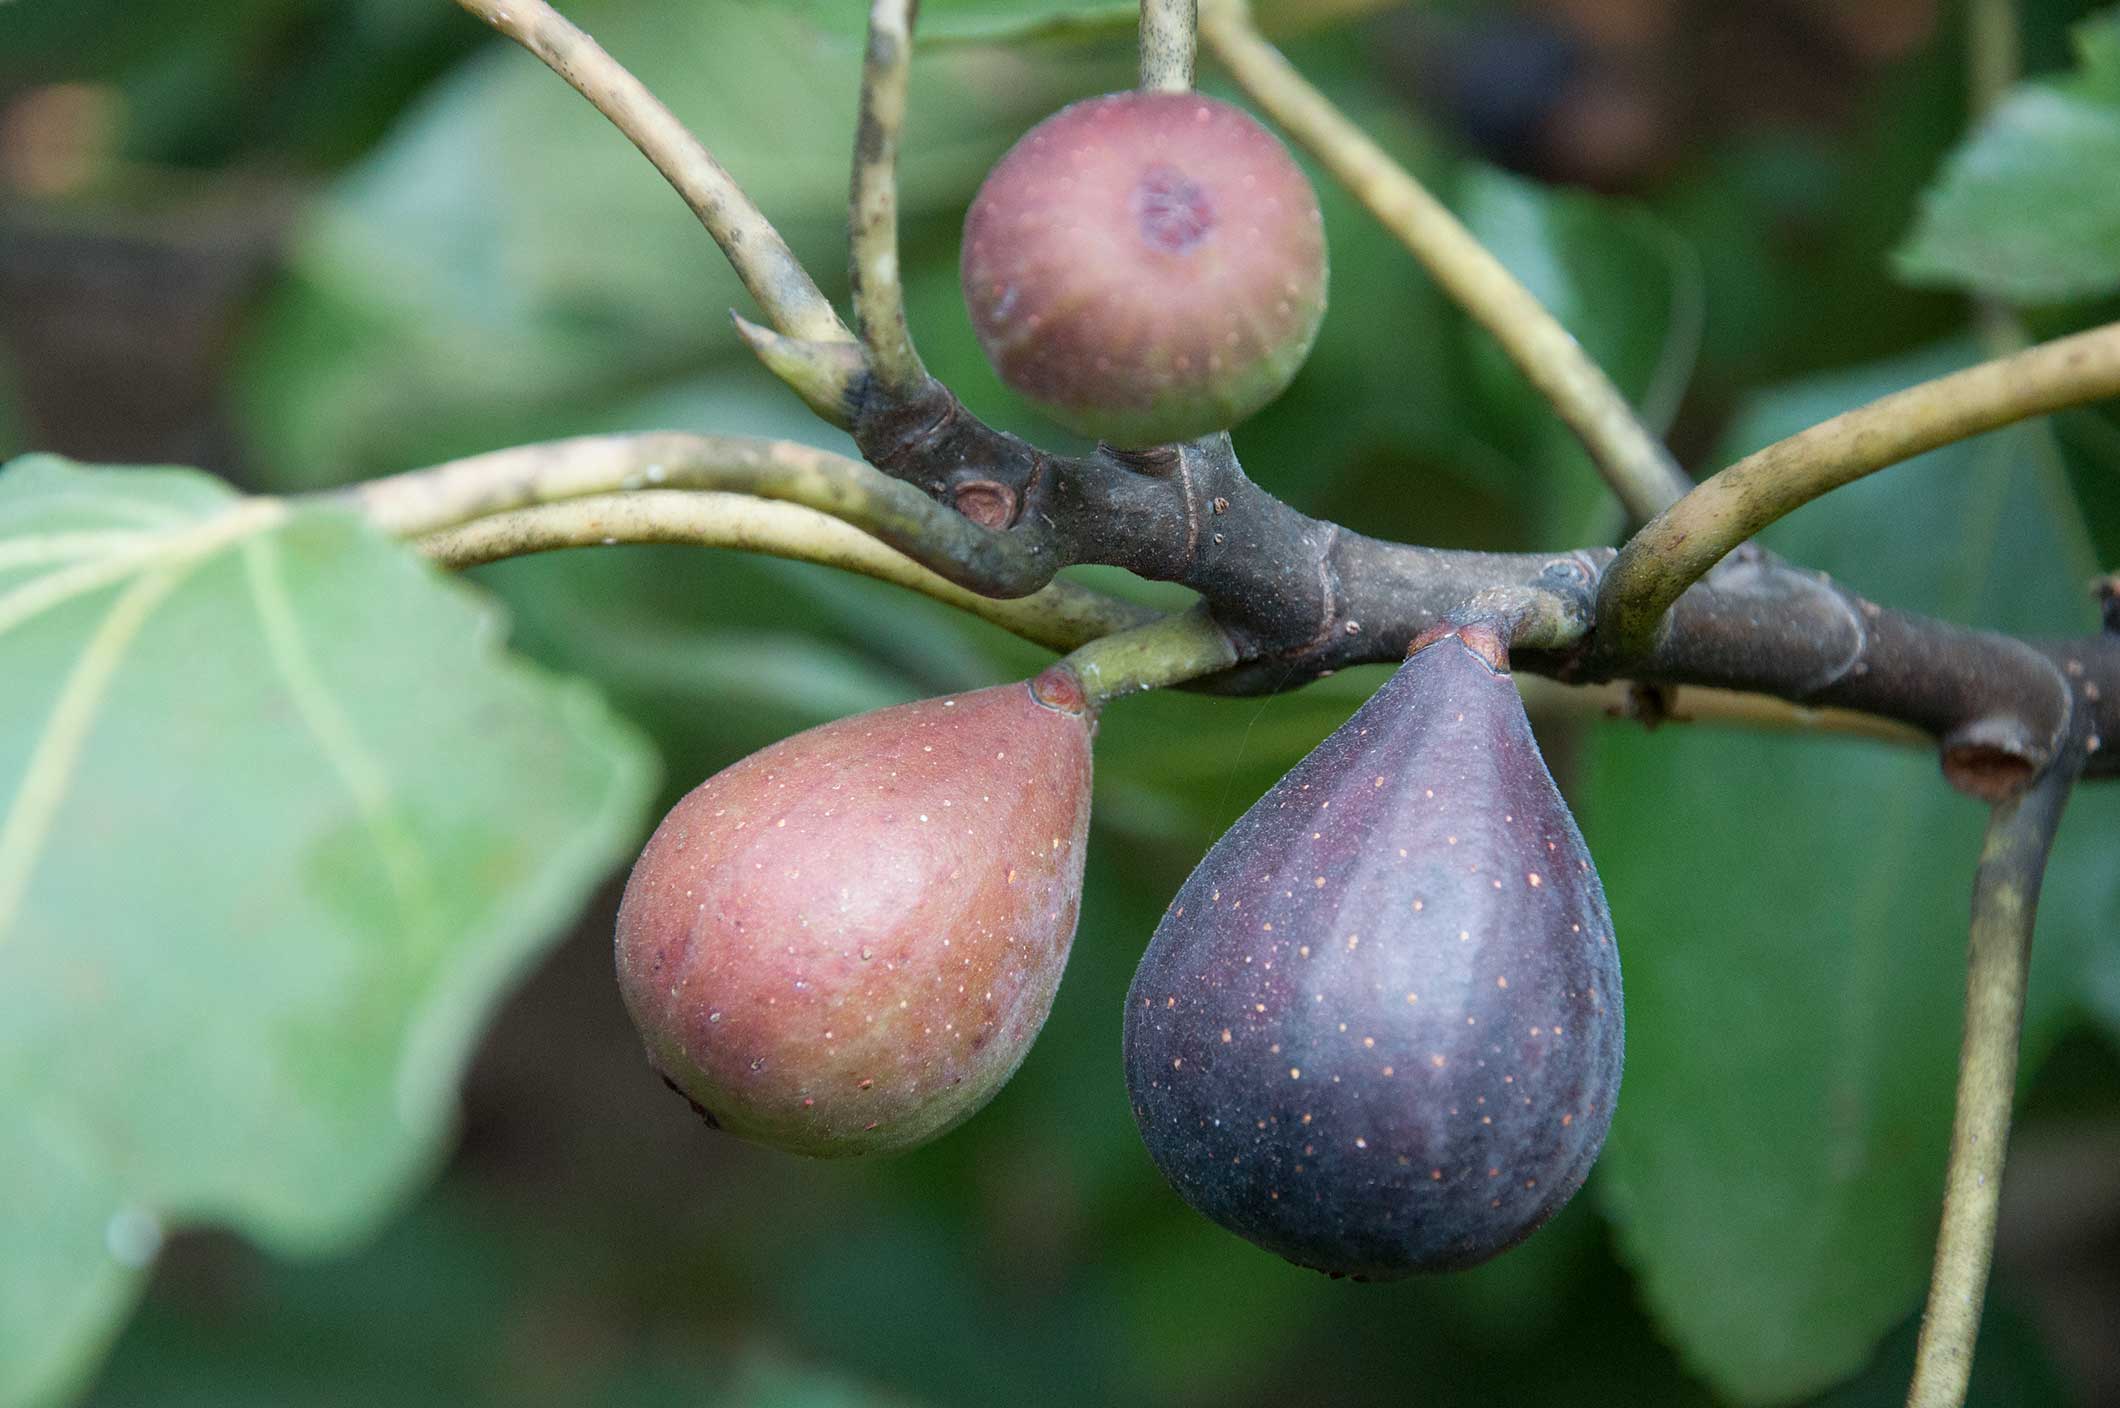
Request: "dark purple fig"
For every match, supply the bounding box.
[616,667,1094,1157]
[1123,628,1622,1277]
[960,90,1328,448]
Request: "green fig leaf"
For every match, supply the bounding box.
[0,456,656,1407]
[1579,339,2113,1404]
[1895,10,2120,303]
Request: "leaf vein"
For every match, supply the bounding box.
[0,566,194,945]
[241,535,441,944]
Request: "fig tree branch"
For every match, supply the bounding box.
[1197,0,1693,523]
[432,0,2120,790]
[366,418,2120,788]
[451,0,851,345]
[1140,0,1199,93]
[1906,745,2078,1408]
[1599,321,2120,657]
[408,490,1156,651]
[850,0,930,397]
[370,466,1947,751]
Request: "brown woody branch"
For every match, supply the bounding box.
[848,378,2119,792]
[445,0,2119,797]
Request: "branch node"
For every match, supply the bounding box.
[1940,717,2044,802]
[951,480,1018,529]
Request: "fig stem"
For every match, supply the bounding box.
[1906,747,2079,1408]
[405,490,1157,650]
[850,0,931,397]
[1197,0,1691,524]
[449,0,851,347]
[1597,320,2120,658]
[1059,604,1238,710]
[1463,568,1596,654]
[1139,0,1198,93]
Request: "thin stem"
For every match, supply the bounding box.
[452,0,850,344]
[1516,678,1933,750]
[850,0,930,395]
[1968,0,2019,122]
[1966,0,2025,361]
[1198,0,1689,522]
[1140,0,1198,93]
[1906,749,2080,1408]
[1465,564,1596,653]
[1060,603,1237,709]
[346,431,1050,596]
[1599,321,2120,657]
[411,491,1156,652]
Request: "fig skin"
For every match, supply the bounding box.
[616,667,1094,1157]
[961,90,1328,448]
[1123,632,1623,1277]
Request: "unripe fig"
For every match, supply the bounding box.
[1123,629,1623,1277]
[616,667,1095,1157]
[961,90,1328,448]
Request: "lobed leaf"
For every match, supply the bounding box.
[0,456,656,1407]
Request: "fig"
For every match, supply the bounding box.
[616,667,1095,1157]
[1122,628,1623,1277]
[960,90,1328,448]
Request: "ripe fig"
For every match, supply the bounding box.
[960,90,1328,448]
[1123,628,1623,1277]
[616,667,1094,1157]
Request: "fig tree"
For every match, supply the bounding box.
[960,90,1328,448]
[616,667,1095,1157]
[1123,628,1623,1277]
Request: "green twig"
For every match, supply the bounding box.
[409,490,1156,653]
[850,0,930,396]
[1198,0,1689,522]
[451,0,851,345]
[1967,0,2019,122]
[1905,747,2080,1408]
[1140,0,1198,93]
[1598,321,2120,657]
[346,431,1052,596]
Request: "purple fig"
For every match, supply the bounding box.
[616,667,1094,1157]
[1123,629,1623,1276]
[960,90,1328,448]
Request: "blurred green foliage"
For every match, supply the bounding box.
[1898,10,2120,302]
[2,0,2118,1405]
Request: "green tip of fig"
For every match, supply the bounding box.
[1122,633,1624,1276]
[615,677,1095,1157]
[961,90,1329,448]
